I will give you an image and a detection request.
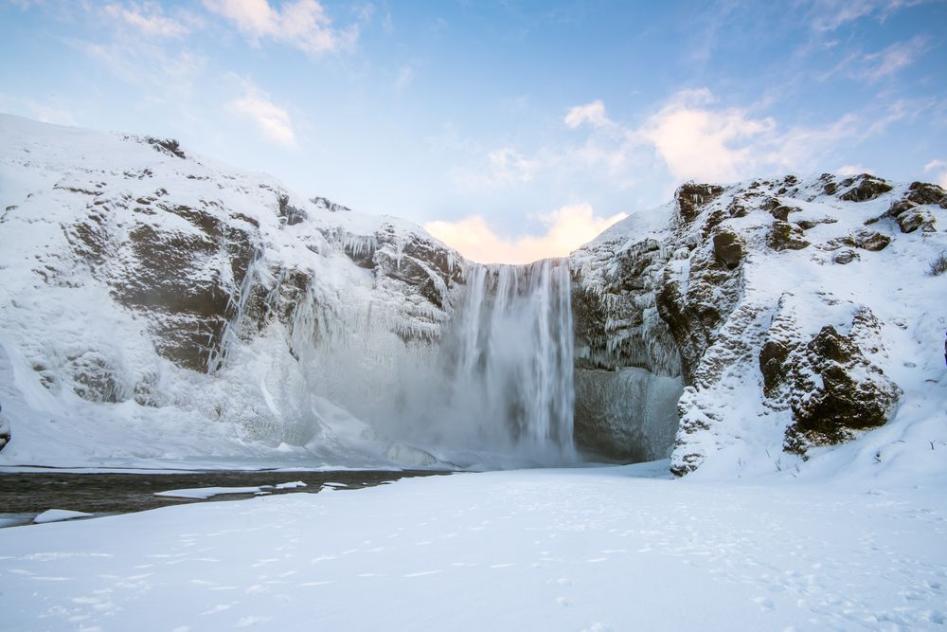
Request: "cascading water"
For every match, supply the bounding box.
[441,259,576,462]
[212,252,578,467]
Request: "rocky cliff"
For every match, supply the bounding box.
[572,173,946,476]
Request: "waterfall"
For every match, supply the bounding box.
[211,253,577,467]
[440,258,576,462]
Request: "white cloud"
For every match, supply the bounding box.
[395,64,415,91]
[564,100,611,129]
[203,0,356,55]
[807,0,924,31]
[861,35,928,82]
[229,88,295,146]
[924,159,947,189]
[0,93,76,126]
[425,203,627,264]
[837,164,873,176]
[104,3,190,38]
[566,89,917,188]
[638,89,776,182]
[453,146,542,189]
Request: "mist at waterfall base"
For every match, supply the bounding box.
[224,259,579,469]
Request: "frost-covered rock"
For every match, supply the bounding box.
[572,172,946,475]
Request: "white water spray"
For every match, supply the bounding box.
[439,259,576,461]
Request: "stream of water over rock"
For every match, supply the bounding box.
[441,259,576,461]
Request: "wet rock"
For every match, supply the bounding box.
[767,221,810,251]
[713,230,743,269]
[676,183,724,224]
[905,181,947,208]
[784,324,901,454]
[277,194,308,226]
[852,230,890,251]
[310,196,351,213]
[574,367,682,462]
[759,340,791,397]
[838,174,893,202]
[832,249,859,265]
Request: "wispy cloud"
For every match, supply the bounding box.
[229,86,296,146]
[103,3,191,38]
[806,0,926,31]
[425,203,627,264]
[202,0,357,55]
[395,64,415,91]
[452,146,542,189]
[564,100,611,129]
[0,93,76,126]
[837,163,873,176]
[560,89,923,185]
[924,159,947,188]
[861,35,929,81]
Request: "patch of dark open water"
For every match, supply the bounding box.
[0,469,449,528]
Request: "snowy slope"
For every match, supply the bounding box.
[2,466,946,631]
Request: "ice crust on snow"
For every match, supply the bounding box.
[32,509,93,524]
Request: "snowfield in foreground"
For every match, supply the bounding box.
[2,466,946,631]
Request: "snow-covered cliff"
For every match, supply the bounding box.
[571,174,947,479]
[0,115,481,468]
[1,114,944,478]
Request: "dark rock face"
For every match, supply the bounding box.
[758,304,901,457]
[310,196,351,213]
[713,230,743,269]
[905,181,947,208]
[784,324,901,454]
[278,194,308,226]
[768,221,810,251]
[832,249,859,265]
[837,174,893,202]
[676,183,724,224]
[573,173,931,474]
[56,168,462,378]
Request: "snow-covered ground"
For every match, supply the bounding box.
[2,465,946,631]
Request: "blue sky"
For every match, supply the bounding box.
[2,0,946,262]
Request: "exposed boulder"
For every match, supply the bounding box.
[832,249,859,265]
[784,323,901,454]
[713,230,743,269]
[837,174,893,202]
[905,181,947,208]
[756,302,901,457]
[277,194,308,226]
[768,221,810,251]
[676,183,724,224]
